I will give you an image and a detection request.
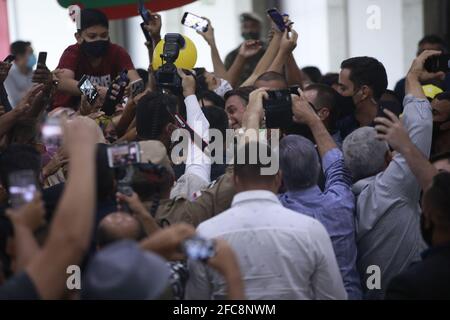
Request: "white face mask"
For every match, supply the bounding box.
[214,79,233,98]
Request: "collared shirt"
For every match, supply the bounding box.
[279,148,361,299]
[185,190,347,300]
[353,94,432,299]
[4,63,33,108]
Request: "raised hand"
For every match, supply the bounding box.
[238,40,263,59]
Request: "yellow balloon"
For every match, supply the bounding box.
[152,35,197,70]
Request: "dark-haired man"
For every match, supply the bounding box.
[337,56,393,139]
[51,8,140,109]
[254,71,288,90]
[4,41,35,108]
[431,91,450,155]
[394,35,450,102]
[224,86,255,130]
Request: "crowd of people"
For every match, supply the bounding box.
[0,7,449,300]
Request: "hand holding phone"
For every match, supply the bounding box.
[181,12,209,33]
[267,8,288,32]
[102,70,130,116]
[182,236,216,261]
[130,79,145,99]
[78,75,100,105]
[41,117,63,148]
[8,170,38,209]
[107,142,141,168]
[37,52,47,67]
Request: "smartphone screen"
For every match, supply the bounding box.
[130,79,145,98]
[181,12,209,33]
[42,117,63,148]
[8,170,37,209]
[267,8,286,32]
[107,143,141,168]
[37,52,47,66]
[78,75,99,104]
[138,0,151,24]
[182,237,216,261]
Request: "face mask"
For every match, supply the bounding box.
[336,93,356,118]
[242,32,260,41]
[81,39,110,58]
[420,214,434,247]
[26,53,37,70]
[214,79,233,98]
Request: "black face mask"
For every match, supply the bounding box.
[241,32,260,41]
[420,214,434,247]
[335,93,356,119]
[81,39,110,58]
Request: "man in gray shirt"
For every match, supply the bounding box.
[4,41,35,108]
[342,50,442,299]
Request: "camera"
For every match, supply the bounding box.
[263,89,294,129]
[155,33,186,93]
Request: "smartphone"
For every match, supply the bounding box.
[182,236,216,261]
[8,170,37,209]
[3,55,15,63]
[78,75,99,105]
[267,8,286,32]
[263,89,293,129]
[107,142,141,168]
[138,0,152,24]
[130,79,145,99]
[181,12,209,33]
[424,54,450,73]
[37,52,47,66]
[42,117,63,148]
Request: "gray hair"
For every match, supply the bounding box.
[280,135,321,191]
[343,127,389,182]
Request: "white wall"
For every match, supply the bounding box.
[7,0,76,69]
[282,0,331,74]
[126,0,253,70]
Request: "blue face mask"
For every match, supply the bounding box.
[27,53,37,70]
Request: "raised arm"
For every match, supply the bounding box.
[240,30,282,87]
[226,40,262,88]
[268,29,298,74]
[198,18,227,80]
[25,118,98,299]
[291,89,337,156]
[376,50,442,198]
[375,109,438,191]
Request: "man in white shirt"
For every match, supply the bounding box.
[185,140,347,300]
[4,41,35,108]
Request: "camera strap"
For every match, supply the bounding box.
[167,108,209,152]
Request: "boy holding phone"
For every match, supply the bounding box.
[51,8,141,110]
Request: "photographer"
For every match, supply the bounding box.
[50,8,141,110]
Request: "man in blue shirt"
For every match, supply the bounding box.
[278,93,362,299]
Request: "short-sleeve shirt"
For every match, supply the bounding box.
[52,43,135,109]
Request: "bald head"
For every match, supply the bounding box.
[97,212,145,249]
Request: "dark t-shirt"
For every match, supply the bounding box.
[0,271,40,300]
[224,45,265,86]
[53,43,135,109]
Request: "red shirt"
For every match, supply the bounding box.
[52,43,135,109]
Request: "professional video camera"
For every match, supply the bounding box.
[154,33,186,93]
